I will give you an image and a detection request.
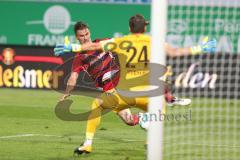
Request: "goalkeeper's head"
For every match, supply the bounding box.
[129,14,149,34]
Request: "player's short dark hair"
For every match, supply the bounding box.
[74,21,89,34]
[129,14,149,33]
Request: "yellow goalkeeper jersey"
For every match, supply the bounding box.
[106,34,151,92]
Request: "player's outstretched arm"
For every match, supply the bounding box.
[54,36,113,56]
[78,38,114,52]
[165,37,217,57]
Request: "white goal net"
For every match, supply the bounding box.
[162,0,240,160]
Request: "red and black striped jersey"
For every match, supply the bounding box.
[72,38,119,87]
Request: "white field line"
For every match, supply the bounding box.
[0,134,61,139]
[0,103,50,108]
[0,134,34,139]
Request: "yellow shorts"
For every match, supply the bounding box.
[99,89,149,113]
[98,88,166,114]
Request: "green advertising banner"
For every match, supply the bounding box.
[0,1,239,53]
[0,1,150,46]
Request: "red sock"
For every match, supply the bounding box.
[165,93,174,102]
[132,114,139,125]
[164,88,174,103]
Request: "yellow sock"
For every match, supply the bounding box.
[162,101,167,114]
[86,99,102,140]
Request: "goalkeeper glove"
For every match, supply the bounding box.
[54,36,82,56]
[190,36,217,55]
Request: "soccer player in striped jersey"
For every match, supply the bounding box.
[59,22,120,102]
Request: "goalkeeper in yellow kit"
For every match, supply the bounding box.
[54,14,216,155]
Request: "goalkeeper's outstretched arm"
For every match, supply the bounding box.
[165,37,217,57]
[54,36,216,57]
[165,43,192,57]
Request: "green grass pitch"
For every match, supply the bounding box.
[0,88,239,160]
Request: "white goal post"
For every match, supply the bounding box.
[148,0,168,160]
